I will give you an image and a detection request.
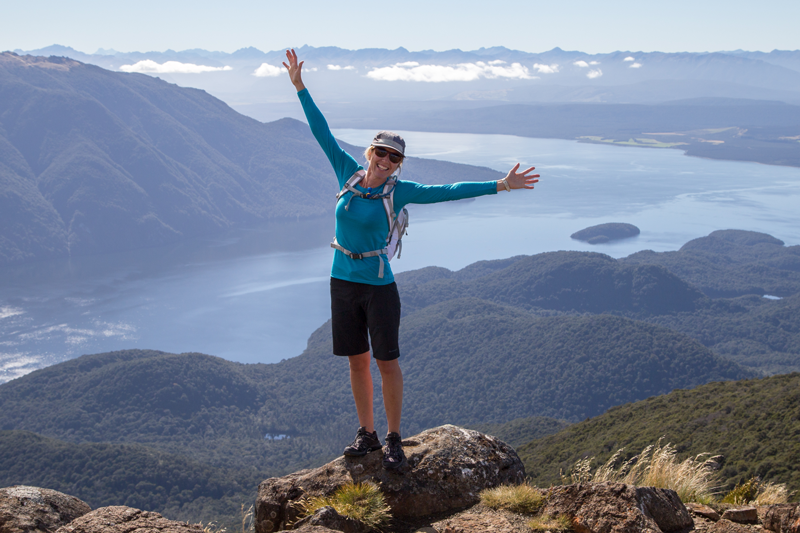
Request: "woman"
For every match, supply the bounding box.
[283,49,539,470]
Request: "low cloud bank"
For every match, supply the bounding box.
[533,63,560,74]
[253,63,283,77]
[327,64,355,70]
[367,61,535,82]
[120,60,232,74]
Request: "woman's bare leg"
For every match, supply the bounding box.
[376,359,403,434]
[348,351,374,432]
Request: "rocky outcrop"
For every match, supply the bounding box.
[764,504,800,533]
[721,508,758,524]
[0,486,91,533]
[686,503,721,521]
[707,519,752,533]
[291,507,370,533]
[540,482,693,533]
[54,506,203,533]
[255,425,525,533]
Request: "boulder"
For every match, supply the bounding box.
[55,506,203,533]
[0,486,91,533]
[255,425,525,533]
[686,502,720,521]
[721,507,758,524]
[291,507,370,533]
[707,519,752,533]
[540,482,693,533]
[764,504,800,533]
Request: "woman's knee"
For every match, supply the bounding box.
[348,351,372,373]
[376,358,401,376]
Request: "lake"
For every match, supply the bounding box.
[1,130,799,382]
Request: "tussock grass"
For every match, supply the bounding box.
[295,482,391,530]
[722,477,793,505]
[479,483,546,514]
[561,439,720,503]
[528,514,572,532]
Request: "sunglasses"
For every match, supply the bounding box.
[373,147,404,164]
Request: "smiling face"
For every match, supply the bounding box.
[366,146,403,182]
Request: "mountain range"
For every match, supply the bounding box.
[0,52,501,266]
[14,44,800,106]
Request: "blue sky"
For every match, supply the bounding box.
[3,0,799,54]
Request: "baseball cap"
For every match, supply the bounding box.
[371,131,405,156]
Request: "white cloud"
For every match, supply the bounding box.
[587,69,603,79]
[488,60,506,65]
[0,306,23,320]
[120,60,232,74]
[590,61,600,65]
[533,63,559,74]
[367,61,535,82]
[573,60,589,68]
[624,56,636,61]
[629,63,643,68]
[327,64,355,71]
[253,63,283,77]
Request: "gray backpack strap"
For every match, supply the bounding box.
[337,170,366,211]
[382,177,398,242]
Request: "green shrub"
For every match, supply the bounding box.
[722,477,793,505]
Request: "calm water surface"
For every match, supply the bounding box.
[1,131,798,382]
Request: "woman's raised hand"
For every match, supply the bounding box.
[282,49,305,91]
[500,163,540,191]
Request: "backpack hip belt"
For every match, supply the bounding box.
[332,170,409,279]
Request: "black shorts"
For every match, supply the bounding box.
[330,277,401,361]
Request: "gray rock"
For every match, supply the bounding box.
[0,486,91,533]
[764,503,800,533]
[55,506,203,533]
[291,507,370,533]
[707,518,752,533]
[686,502,721,521]
[721,507,758,524]
[541,482,693,533]
[255,425,525,533]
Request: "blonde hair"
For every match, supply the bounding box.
[364,145,404,175]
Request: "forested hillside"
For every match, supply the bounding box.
[2,228,798,523]
[0,430,255,525]
[518,372,800,495]
[396,230,800,374]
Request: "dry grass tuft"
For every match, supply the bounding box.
[480,483,546,514]
[528,513,572,532]
[722,477,793,505]
[295,482,391,530]
[561,439,720,503]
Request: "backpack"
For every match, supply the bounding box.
[331,169,409,278]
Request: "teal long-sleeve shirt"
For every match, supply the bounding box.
[298,88,498,285]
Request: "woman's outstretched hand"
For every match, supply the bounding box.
[282,48,305,92]
[498,163,540,191]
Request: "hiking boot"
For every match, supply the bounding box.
[343,427,382,457]
[382,432,405,470]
